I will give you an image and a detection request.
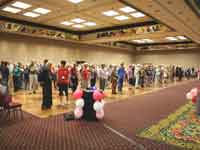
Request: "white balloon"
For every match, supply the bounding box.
[186,92,192,100]
[74,107,83,119]
[75,98,84,108]
[93,101,103,112]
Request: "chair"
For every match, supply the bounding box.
[0,95,23,120]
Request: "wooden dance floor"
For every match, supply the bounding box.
[13,80,194,118]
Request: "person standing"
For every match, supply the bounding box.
[23,65,30,91]
[90,65,97,88]
[155,66,161,87]
[139,66,145,88]
[197,67,200,80]
[70,64,78,92]
[177,66,183,81]
[81,63,90,89]
[127,65,133,89]
[50,63,57,89]
[0,62,9,87]
[134,64,140,89]
[13,63,22,92]
[29,61,38,94]
[8,62,14,94]
[40,59,52,109]
[111,66,118,94]
[117,63,125,93]
[99,64,107,91]
[57,60,70,105]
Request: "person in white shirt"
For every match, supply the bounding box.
[29,61,38,94]
[134,64,140,89]
[8,62,14,93]
[99,64,108,91]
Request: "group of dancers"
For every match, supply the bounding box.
[0,60,199,109]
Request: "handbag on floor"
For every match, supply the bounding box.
[64,112,74,121]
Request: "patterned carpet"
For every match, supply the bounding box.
[104,80,200,150]
[0,113,144,150]
[1,80,200,150]
[138,102,200,150]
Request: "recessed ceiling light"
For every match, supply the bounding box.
[131,12,145,18]
[73,24,85,28]
[119,6,136,13]
[114,15,129,21]
[165,37,178,41]
[71,18,86,23]
[2,6,21,13]
[23,12,40,18]
[12,1,31,9]
[102,10,119,16]
[132,39,154,43]
[176,36,187,40]
[33,8,51,14]
[61,21,74,26]
[132,40,145,43]
[68,0,83,4]
[143,39,154,43]
[83,22,96,26]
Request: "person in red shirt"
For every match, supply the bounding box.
[57,60,70,105]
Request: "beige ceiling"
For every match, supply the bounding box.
[0,0,153,31]
[0,0,197,49]
[124,0,200,44]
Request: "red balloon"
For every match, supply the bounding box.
[72,89,83,100]
[101,92,106,99]
[192,96,197,104]
[93,90,103,101]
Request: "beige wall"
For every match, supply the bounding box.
[0,32,135,65]
[2,32,200,67]
[135,50,200,67]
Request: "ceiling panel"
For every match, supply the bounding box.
[124,0,200,43]
[0,0,153,31]
[0,0,197,51]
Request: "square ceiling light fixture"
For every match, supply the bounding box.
[68,0,84,4]
[33,8,51,14]
[120,6,136,13]
[2,6,21,13]
[61,21,74,26]
[83,22,97,26]
[142,39,154,43]
[132,39,145,43]
[176,36,187,40]
[12,1,31,9]
[71,18,86,23]
[165,37,178,41]
[102,10,119,16]
[73,24,85,28]
[23,12,40,18]
[131,12,145,18]
[114,15,129,21]
[133,39,154,43]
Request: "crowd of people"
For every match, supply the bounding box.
[0,60,200,110]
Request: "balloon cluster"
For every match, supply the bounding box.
[186,88,198,104]
[73,89,84,119]
[93,90,105,120]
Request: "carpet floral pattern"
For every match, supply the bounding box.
[138,102,200,150]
